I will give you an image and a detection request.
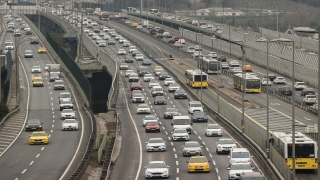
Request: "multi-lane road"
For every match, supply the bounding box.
[0,17,91,179]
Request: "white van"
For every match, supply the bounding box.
[228,148,253,166]
[171,116,192,134]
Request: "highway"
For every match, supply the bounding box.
[0,17,91,179]
[70,18,267,180]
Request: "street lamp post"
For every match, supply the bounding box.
[224,16,231,54]
[271,38,295,179]
[293,27,320,180]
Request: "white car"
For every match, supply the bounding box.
[148,80,160,88]
[227,164,254,180]
[125,20,130,24]
[188,101,204,114]
[135,54,144,61]
[294,82,306,90]
[137,104,151,114]
[45,64,50,71]
[119,38,127,43]
[103,27,109,32]
[137,25,143,29]
[123,41,131,47]
[92,35,99,40]
[231,67,242,73]
[171,129,189,141]
[261,78,272,86]
[145,161,169,179]
[61,119,79,131]
[142,115,158,126]
[273,77,286,84]
[61,109,76,120]
[5,42,14,50]
[143,74,155,82]
[176,38,186,44]
[187,47,195,53]
[205,124,223,137]
[168,83,180,92]
[117,49,126,55]
[246,73,258,78]
[164,78,175,86]
[31,66,42,73]
[103,35,110,40]
[303,95,317,105]
[91,21,98,26]
[83,28,89,33]
[129,46,137,53]
[216,138,237,154]
[24,27,31,31]
[5,40,12,45]
[125,70,134,77]
[146,138,166,152]
[98,41,107,47]
[207,52,217,58]
[99,32,107,37]
[88,31,95,36]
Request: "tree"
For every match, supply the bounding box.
[0,102,9,119]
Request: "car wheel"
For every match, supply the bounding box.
[145,130,148,133]
[216,149,219,154]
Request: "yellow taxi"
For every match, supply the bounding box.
[132,23,138,27]
[153,65,164,73]
[38,47,47,53]
[187,155,211,173]
[29,131,49,145]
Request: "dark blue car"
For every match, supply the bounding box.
[142,59,152,65]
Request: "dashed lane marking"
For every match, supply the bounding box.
[21,169,27,174]
[29,161,34,165]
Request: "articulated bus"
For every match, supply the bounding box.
[271,131,318,170]
[185,70,208,88]
[198,58,220,74]
[99,13,109,20]
[233,74,261,93]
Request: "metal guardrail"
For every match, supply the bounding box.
[68,104,96,180]
[109,19,283,180]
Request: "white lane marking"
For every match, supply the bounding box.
[36,154,40,158]
[172,105,175,107]
[194,131,197,134]
[173,148,176,152]
[171,142,174,146]
[176,168,179,173]
[51,97,52,100]
[176,161,179,165]
[51,103,53,106]
[162,126,165,130]
[218,176,221,180]
[215,167,219,173]
[202,142,205,145]
[165,131,168,135]
[21,169,27,174]
[53,120,55,123]
[198,136,201,139]
[41,147,44,150]
[52,108,54,111]
[303,117,311,121]
[168,137,171,140]
[52,125,54,127]
[209,153,212,157]
[206,147,209,151]
[213,160,216,166]
[52,112,54,114]
[51,130,53,133]
[174,154,177,158]
[176,178,179,180]
[53,115,55,118]
[15,178,18,180]
[50,92,52,94]
[29,161,34,165]
[48,135,51,138]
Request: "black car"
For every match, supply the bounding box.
[108,41,116,45]
[217,55,226,62]
[138,69,150,77]
[192,112,208,122]
[142,59,152,65]
[154,96,167,105]
[25,119,43,131]
[279,86,292,96]
[174,89,188,99]
[93,28,100,33]
[168,38,175,44]
[301,88,316,96]
[264,74,277,81]
[30,37,39,44]
[159,72,170,80]
[125,56,133,63]
[163,108,180,119]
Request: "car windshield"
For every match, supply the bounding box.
[176,90,185,93]
[230,164,252,170]
[166,108,177,112]
[156,96,165,100]
[145,74,153,77]
[297,82,305,85]
[207,124,220,129]
[160,73,168,76]
[148,163,166,168]
[62,101,72,104]
[144,116,156,120]
[219,139,235,144]
[134,94,143,97]
[126,70,133,73]
[174,129,187,133]
[193,112,204,116]
[278,77,284,80]
[185,142,200,147]
[190,103,202,107]
[170,84,179,87]
[130,74,138,77]
[55,82,64,85]
[33,66,40,68]
[61,94,71,98]
[307,95,316,98]
[120,63,127,66]
[64,120,77,123]
[166,78,174,81]
[28,119,40,124]
[154,88,162,91]
[232,152,250,158]
[139,104,149,108]
[149,139,163,143]
[150,80,159,83]
[190,157,207,163]
[31,133,46,136]
[63,109,73,113]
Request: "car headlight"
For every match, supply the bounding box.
[39,126,42,127]
[217,145,222,148]
[231,160,235,163]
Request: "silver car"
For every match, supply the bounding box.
[172,129,189,141]
[182,141,202,156]
[61,119,79,131]
[145,138,166,152]
[60,100,73,111]
[53,80,65,90]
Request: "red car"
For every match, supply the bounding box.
[173,36,180,41]
[131,90,142,98]
[145,122,161,132]
[130,82,142,91]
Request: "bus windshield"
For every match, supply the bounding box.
[246,79,260,89]
[288,144,315,158]
[208,62,219,71]
[194,75,207,81]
